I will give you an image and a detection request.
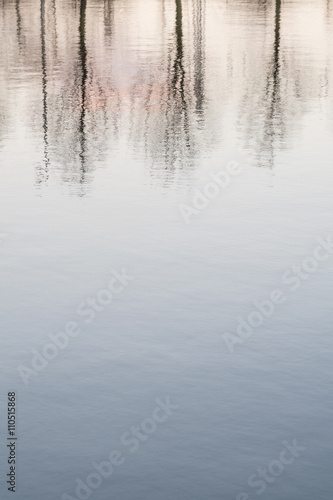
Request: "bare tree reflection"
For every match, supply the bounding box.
[193,0,206,121]
[50,0,59,62]
[104,0,114,43]
[236,0,331,168]
[44,0,109,192]
[78,0,87,179]
[129,0,208,185]
[2,0,210,189]
[15,0,24,51]
[1,0,333,191]
[235,0,286,168]
[259,0,283,168]
[36,0,50,185]
[163,0,192,175]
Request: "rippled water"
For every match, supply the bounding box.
[1,1,333,499]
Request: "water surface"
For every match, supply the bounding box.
[0,1,333,499]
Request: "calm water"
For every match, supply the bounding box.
[1,0,333,499]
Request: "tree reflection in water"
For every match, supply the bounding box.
[0,0,332,190]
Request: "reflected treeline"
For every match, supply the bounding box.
[0,0,210,189]
[237,0,286,168]
[38,0,50,184]
[0,0,333,189]
[234,0,332,166]
[128,0,208,183]
[258,0,284,168]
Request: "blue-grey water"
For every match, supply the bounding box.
[1,0,333,499]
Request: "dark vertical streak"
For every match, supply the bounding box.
[261,0,282,168]
[40,0,49,181]
[173,0,185,107]
[271,0,281,112]
[104,0,114,43]
[51,0,59,61]
[15,0,23,51]
[79,0,87,176]
[268,0,282,167]
[193,0,206,121]
[172,0,191,152]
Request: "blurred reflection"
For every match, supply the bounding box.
[260,0,283,168]
[78,0,87,178]
[38,0,50,185]
[0,0,333,189]
[15,0,24,51]
[143,0,196,180]
[193,0,205,121]
[234,0,331,167]
[104,0,114,42]
[139,0,207,181]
